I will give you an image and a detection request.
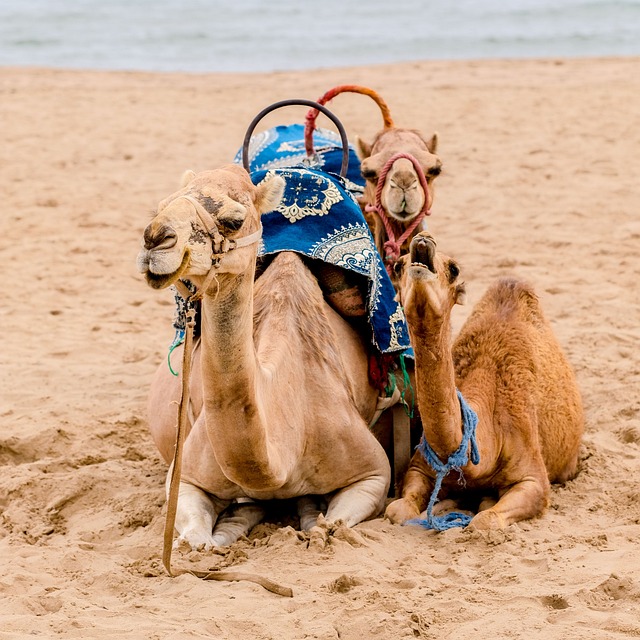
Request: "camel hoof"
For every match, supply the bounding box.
[307,525,329,550]
[384,498,420,524]
[174,530,217,551]
[431,498,462,516]
[468,509,506,531]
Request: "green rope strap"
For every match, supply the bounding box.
[167,330,185,377]
[384,353,414,418]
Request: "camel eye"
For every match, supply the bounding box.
[448,261,459,282]
[362,168,378,181]
[393,260,404,278]
[217,204,247,233]
[427,165,442,178]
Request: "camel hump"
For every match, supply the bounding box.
[483,277,545,325]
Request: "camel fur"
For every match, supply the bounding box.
[385,232,584,529]
[137,165,390,549]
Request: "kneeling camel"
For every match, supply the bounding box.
[385,232,583,529]
[137,165,390,549]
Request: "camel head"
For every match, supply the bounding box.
[393,231,466,320]
[357,128,441,222]
[137,165,285,290]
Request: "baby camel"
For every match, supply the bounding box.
[385,232,583,529]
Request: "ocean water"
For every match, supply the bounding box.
[0,0,639,73]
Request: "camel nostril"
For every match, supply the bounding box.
[144,225,177,250]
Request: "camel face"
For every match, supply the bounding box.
[381,157,426,219]
[394,232,466,317]
[358,129,441,222]
[137,166,284,289]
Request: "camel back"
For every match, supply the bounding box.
[251,166,409,355]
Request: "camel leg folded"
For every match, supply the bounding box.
[469,475,549,530]
[323,472,390,527]
[168,477,230,550]
[297,496,327,531]
[210,499,266,546]
[384,457,432,524]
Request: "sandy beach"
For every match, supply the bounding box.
[1,56,640,638]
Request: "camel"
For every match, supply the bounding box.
[137,164,391,549]
[303,85,443,273]
[357,129,442,273]
[385,232,584,530]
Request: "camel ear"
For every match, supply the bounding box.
[355,136,372,160]
[254,173,285,214]
[180,169,196,188]
[455,282,467,306]
[427,133,438,154]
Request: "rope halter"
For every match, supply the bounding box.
[176,194,263,300]
[364,152,431,271]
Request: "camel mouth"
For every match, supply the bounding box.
[388,208,421,223]
[144,249,191,290]
[409,235,437,279]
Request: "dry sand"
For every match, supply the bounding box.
[1,56,639,639]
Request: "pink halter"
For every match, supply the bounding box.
[364,152,431,272]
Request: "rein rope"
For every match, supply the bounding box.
[405,390,481,531]
[161,195,293,597]
[364,153,431,272]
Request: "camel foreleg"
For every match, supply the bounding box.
[297,496,327,531]
[168,476,230,550]
[210,499,266,546]
[469,475,550,530]
[323,471,389,527]
[384,453,432,524]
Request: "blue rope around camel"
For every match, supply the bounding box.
[405,390,481,531]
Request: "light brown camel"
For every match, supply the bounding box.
[137,165,390,549]
[385,232,584,529]
[356,128,442,270]
[303,84,442,271]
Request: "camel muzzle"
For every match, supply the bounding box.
[409,234,437,274]
[144,223,177,251]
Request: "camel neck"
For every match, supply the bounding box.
[198,267,285,490]
[200,270,255,377]
[409,313,463,462]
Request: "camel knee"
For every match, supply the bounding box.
[471,476,549,529]
[385,497,421,524]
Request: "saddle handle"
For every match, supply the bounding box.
[241,98,350,178]
[304,85,394,157]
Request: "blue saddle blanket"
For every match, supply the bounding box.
[234,124,365,198]
[253,167,410,354]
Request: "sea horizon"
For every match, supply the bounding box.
[1,0,639,74]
